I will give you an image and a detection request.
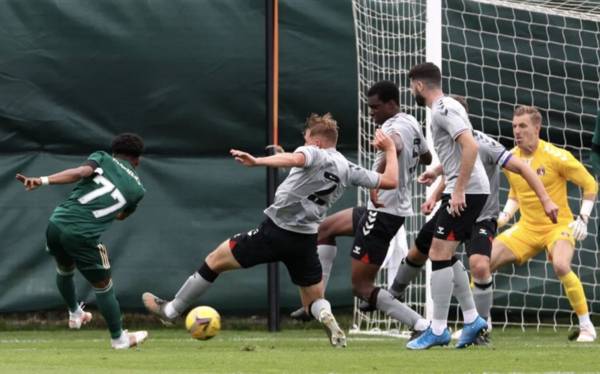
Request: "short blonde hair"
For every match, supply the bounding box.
[304,113,339,145]
[513,105,542,125]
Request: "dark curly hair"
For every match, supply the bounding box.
[111,133,144,158]
[367,81,399,105]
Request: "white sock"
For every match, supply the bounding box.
[317,244,337,289]
[414,318,429,331]
[431,319,447,335]
[164,302,178,319]
[462,308,478,325]
[69,304,83,316]
[310,298,332,322]
[578,313,593,328]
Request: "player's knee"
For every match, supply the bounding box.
[317,223,336,244]
[92,277,111,289]
[469,257,491,279]
[407,246,427,265]
[552,262,571,277]
[56,264,76,275]
[351,279,373,300]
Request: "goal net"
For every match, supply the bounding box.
[351,0,600,336]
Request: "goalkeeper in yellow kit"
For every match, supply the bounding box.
[489,105,598,342]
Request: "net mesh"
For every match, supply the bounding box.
[351,0,600,336]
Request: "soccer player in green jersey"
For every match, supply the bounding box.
[15,133,148,349]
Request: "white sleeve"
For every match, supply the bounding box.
[348,162,380,188]
[294,146,320,168]
[434,108,469,140]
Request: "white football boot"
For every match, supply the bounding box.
[111,330,149,350]
[68,303,93,329]
[319,310,347,348]
[570,325,597,343]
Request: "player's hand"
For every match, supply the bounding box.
[230,149,257,166]
[417,170,438,186]
[372,129,395,152]
[15,173,42,191]
[370,189,384,208]
[421,198,437,215]
[448,190,466,217]
[266,144,285,154]
[541,198,559,224]
[497,212,511,228]
[568,215,588,241]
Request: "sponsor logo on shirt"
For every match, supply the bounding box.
[536,167,545,176]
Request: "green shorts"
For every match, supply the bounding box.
[45,221,111,283]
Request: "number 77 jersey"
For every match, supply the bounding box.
[50,151,146,239]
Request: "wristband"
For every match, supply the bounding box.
[580,199,594,218]
[502,198,519,218]
[40,176,50,185]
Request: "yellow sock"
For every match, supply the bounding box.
[559,271,589,316]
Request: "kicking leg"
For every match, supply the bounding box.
[301,282,346,348]
[292,208,356,321]
[143,240,240,321]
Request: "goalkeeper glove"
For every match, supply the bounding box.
[568,215,588,241]
[497,212,511,228]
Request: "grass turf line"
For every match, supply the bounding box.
[0,328,598,374]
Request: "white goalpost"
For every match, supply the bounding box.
[351,0,600,337]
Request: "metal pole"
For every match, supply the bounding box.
[266,0,280,332]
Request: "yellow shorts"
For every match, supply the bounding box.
[495,223,575,265]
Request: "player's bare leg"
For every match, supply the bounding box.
[551,240,596,342]
[489,241,518,273]
[291,208,355,321]
[301,282,346,348]
[143,240,239,323]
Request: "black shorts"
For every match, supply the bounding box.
[352,206,367,234]
[415,194,488,255]
[351,209,405,266]
[464,219,497,257]
[229,218,320,287]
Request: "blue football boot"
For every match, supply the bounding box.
[456,316,488,349]
[406,327,451,350]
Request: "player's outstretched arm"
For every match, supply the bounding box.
[230,149,305,168]
[372,129,398,189]
[503,156,558,224]
[15,165,95,191]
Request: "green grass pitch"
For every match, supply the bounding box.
[0,327,598,373]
